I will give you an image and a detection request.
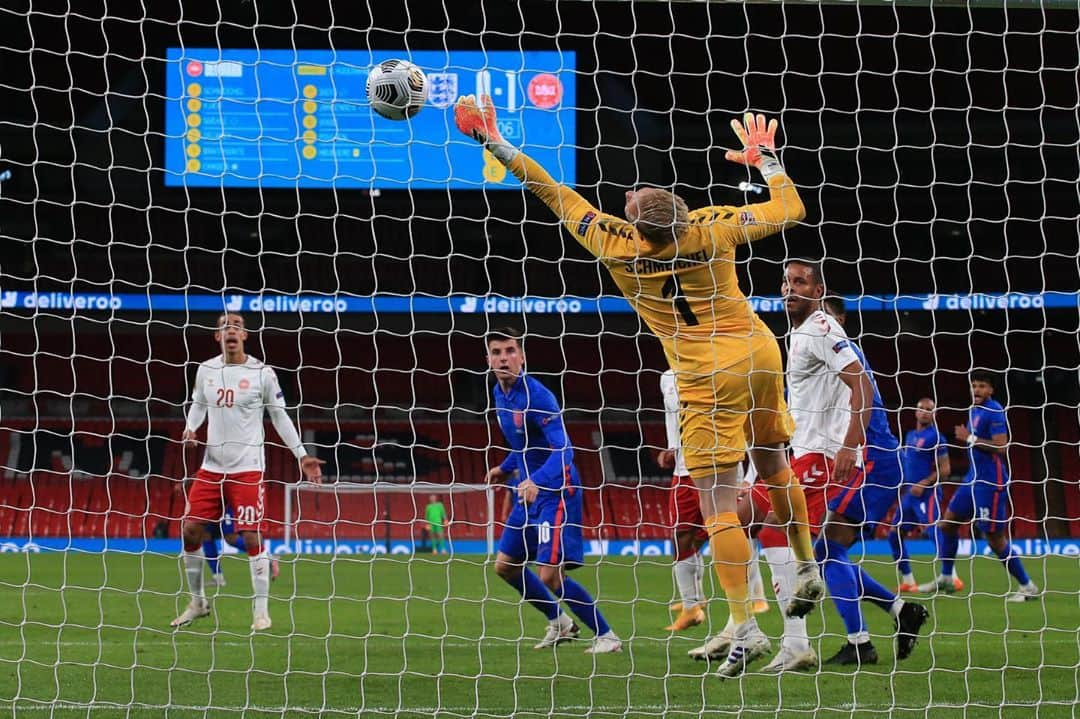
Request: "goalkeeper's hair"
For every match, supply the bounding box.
[970,369,998,388]
[486,326,523,349]
[636,189,689,246]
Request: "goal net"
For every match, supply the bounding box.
[1,1,1078,716]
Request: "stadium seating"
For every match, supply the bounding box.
[0,407,1075,541]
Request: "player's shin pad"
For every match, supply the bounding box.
[762,469,814,563]
[705,512,752,625]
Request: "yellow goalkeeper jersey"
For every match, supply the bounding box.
[506,153,805,405]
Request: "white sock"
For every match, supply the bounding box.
[748,543,766,603]
[694,549,706,590]
[182,549,205,602]
[721,613,736,637]
[553,612,573,629]
[250,553,270,615]
[733,616,760,639]
[764,545,810,652]
[889,598,906,618]
[674,553,704,607]
[901,573,915,585]
[848,631,871,645]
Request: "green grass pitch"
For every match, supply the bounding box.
[0,552,1077,718]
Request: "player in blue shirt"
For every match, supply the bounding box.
[924,371,1039,602]
[894,398,954,593]
[483,328,621,654]
[814,296,928,666]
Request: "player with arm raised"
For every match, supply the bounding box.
[922,371,1039,602]
[172,313,323,631]
[484,328,621,654]
[783,263,928,666]
[458,97,822,679]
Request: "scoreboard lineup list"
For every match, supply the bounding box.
[164,48,578,190]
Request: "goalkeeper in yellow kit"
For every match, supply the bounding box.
[457,96,824,678]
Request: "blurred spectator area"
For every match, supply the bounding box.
[0,326,1076,541]
[0,413,1075,541]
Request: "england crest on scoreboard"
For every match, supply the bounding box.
[427,73,459,109]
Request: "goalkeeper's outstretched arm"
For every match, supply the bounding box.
[699,112,806,246]
[455,97,804,252]
[455,94,613,256]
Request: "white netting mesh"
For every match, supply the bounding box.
[0,1,1078,716]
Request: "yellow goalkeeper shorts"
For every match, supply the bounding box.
[678,335,794,475]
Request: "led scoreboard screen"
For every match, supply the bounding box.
[164,49,576,189]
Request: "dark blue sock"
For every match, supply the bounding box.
[930,525,943,561]
[889,531,911,576]
[939,530,959,576]
[858,567,899,613]
[815,539,865,636]
[994,544,1031,586]
[505,568,560,621]
[559,577,612,636]
[231,535,247,553]
[202,539,220,575]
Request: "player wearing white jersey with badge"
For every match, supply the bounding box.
[172,313,323,631]
[783,261,927,666]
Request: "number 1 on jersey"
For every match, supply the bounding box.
[662,274,700,326]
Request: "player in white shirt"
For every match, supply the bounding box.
[781,261,927,667]
[172,313,323,631]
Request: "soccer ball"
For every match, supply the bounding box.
[366,60,428,121]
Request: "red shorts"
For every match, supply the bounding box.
[184,469,265,532]
[746,454,835,534]
[670,475,707,542]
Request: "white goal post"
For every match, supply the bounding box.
[283,480,497,555]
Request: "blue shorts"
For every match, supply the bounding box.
[946,482,1009,534]
[205,507,236,540]
[828,449,904,526]
[895,486,942,530]
[497,490,583,567]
